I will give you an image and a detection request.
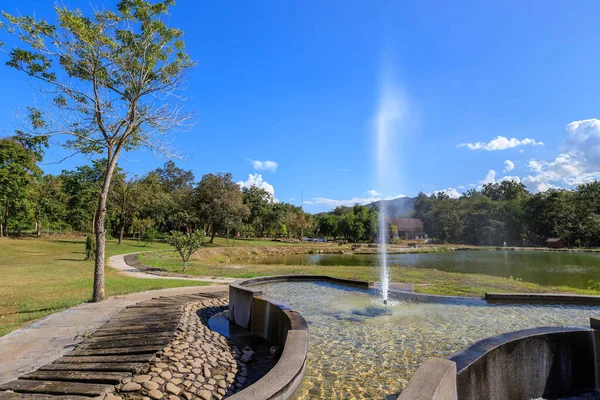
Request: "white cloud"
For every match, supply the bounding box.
[458,136,543,151]
[237,173,277,201]
[434,187,462,199]
[479,169,497,186]
[528,160,543,173]
[504,160,515,172]
[289,197,296,201]
[339,168,349,172]
[457,185,465,189]
[477,169,521,188]
[501,175,521,183]
[366,189,382,196]
[304,194,406,208]
[521,119,600,192]
[249,159,278,172]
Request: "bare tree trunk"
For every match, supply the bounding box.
[210,225,216,244]
[3,204,8,237]
[93,151,120,303]
[118,222,124,245]
[36,215,41,237]
[183,260,187,272]
[92,210,97,234]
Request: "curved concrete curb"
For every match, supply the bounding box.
[227,276,346,400]
[485,292,600,305]
[109,252,234,283]
[450,324,598,400]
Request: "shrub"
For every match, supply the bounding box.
[84,235,96,261]
[166,230,205,272]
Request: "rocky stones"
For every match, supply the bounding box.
[159,371,172,380]
[165,382,181,395]
[142,381,160,391]
[198,389,212,400]
[240,351,254,363]
[133,375,151,383]
[152,376,165,385]
[120,382,142,392]
[147,389,163,399]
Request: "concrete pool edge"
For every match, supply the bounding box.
[228,276,319,400]
[486,292,600,305]
[398,321,600,400]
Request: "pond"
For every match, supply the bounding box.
[246,250,600,289]
[252,281,599,399]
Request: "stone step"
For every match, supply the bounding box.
[67,346,161,357]
[54,354,154,364]
[21,370,130,385]
[0,392,92,400]
[0,379,113,397]
[77,337,170,350]
[39,362,145,373]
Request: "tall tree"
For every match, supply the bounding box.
[195,173,249,243]
[0,137,43,236]
[2,1,195,301]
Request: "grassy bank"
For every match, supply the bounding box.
[0,237,213,337]
[140,249,600,297]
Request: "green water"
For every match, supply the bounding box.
[247,250,600,289]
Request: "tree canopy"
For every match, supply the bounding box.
[1,0,196,301]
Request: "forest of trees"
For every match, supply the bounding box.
[0,135,321,242]
[4,133,600,248]
[414,180,600,248]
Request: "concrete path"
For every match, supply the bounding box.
[0,285,226,385]
[109,253,235,284]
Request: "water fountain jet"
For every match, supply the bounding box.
[375,63,404,304]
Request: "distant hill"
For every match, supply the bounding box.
[371,197,415,218]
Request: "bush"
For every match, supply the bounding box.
[589,280,600,291]
[145,227,159,246]
[84,235,96,261]
[166,230,205,272]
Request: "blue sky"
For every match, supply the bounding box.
[1,0,600,212]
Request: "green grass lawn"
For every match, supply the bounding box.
[202,236,331,247]
[0,237,213,337]
[140,250,600,298]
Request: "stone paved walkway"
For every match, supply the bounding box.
[0,286,227,386]
[0,291,227,399]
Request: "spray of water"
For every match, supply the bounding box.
[375,64,405,304]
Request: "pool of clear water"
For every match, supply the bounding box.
[246,250,600,289]
[252,281,600,399]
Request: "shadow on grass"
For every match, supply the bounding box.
[16,306,63,315]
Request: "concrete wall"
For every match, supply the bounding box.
[228,276,326,400]
[400,323,600,400]
[397,358,457,400]
[451,326,597,400]
[227,275,371,400]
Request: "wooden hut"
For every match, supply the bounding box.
[546,238,567,249]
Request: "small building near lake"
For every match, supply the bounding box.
[546,238,567,249]
[389,218,427,240]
